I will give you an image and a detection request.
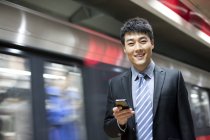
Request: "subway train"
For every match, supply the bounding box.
[0,1,210,140]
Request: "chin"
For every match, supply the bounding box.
[135,60,146,65]
[133,62,145,68]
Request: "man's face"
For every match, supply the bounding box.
[123,32,154,71]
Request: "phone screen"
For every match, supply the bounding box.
[115,99,129,109]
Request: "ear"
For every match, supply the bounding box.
[152,44,154,50]
[123,47,126,53]
[151,40,154,50]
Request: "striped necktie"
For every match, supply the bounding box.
[135,74,153,140]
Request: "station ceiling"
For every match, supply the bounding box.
[5,0,210,72]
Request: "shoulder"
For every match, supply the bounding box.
[155,66,185,85]
[155,65,181,77]
[109,69,131,83]
[155,65,179,73]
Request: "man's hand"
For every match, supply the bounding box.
[113,107,134,125]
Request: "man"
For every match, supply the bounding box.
[104,17,195,140]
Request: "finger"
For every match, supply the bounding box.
[113,107,119,113]
[115,110,134,118]
[117,113,134,120]
[117,109,133,115]
[118,106,122,110]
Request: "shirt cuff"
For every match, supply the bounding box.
[117,120,127,132]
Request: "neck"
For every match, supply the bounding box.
[134,60,151,72]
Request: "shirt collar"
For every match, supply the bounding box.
[131,60,155,81]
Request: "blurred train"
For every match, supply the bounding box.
[0,1,210,140]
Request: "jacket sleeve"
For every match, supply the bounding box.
[103,79,125,137]
[177,71,196,140]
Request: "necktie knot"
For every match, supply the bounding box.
[138,74,145,87]
[138,73,144,78]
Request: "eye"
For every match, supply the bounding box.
[140,39,147,44]
[127,42,134,46]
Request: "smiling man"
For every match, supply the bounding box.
[104,17,195,140]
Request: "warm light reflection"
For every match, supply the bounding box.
[85,36,123,66]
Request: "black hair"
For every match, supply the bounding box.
[120,17,154,45]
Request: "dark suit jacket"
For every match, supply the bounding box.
[104,66,195,140]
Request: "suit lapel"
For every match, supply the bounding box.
[121,69,136,126]
[153,66,165,116]
[121,70,134,109]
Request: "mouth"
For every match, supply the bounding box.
[135,53,145,60]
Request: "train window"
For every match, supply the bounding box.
[186,84,210,128]
[43,62,86,140]
[0,53,33,140]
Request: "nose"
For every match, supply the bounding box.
[134,43,142,50]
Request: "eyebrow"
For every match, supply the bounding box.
[125,38,134,43]
[125,36,148,43]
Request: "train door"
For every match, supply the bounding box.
[0,52,33,140]
[0,44,87,140]
[43,62,86,140]
[29,51,86,140]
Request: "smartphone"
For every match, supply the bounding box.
[115,99,130,110]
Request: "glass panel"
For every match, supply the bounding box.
[44,62,86,140]
[0,53,33,140]
[187,84,210,128]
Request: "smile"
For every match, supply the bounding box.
[135,53,145,59]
